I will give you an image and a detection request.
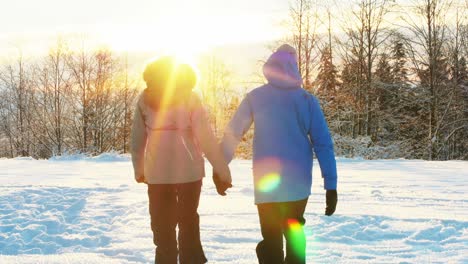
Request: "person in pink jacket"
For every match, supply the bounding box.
[131,56,232,264]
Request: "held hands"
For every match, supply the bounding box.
[325,190,338,216]
[213,171,233,196]
[135,174,146,184]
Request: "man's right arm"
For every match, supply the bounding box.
[308,95,337,190]
[221,95,254,163]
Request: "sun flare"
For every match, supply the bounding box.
[103,9,278,59]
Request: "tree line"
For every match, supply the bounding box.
[0,41,241,159]
[0,0,466,160]
[0,40,140,158]
[287,0,467,160]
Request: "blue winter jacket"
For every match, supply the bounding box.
[221,48,338,204]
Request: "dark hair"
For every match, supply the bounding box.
[143,56,197,110]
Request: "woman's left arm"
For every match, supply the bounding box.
[130,100,148,183]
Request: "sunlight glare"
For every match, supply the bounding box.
[258,173,281,193]
[286,218,306,260]
[255,157,283,193]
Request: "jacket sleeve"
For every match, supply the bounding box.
[191,95,231,183]
[221,95,253,163]
[308,95,337,190]
[130,99,148,181]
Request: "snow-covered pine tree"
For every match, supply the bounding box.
[374,52,395,143]
[316,46,338,98]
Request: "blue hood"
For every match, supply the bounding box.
[263,49,303,89]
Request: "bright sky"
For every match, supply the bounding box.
[0,0,290,57]
[3,0,460,88]
[2,0,464,56]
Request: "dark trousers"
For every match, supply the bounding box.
[148,180,207,264]
[256,199,308,264]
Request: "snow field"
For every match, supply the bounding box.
[0,156,467,263]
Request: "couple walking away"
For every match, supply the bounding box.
[130,44,338,264]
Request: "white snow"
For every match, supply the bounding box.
[0,155,467,263]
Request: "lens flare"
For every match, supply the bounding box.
[286,218,306,260]
[258,173,281,193]
[255,157,283,193]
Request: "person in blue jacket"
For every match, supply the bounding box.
[217,44,338,264]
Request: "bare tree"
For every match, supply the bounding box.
[102,53,140,154]
[0,87,14,157]
[338,0,392,139]
[91,48,118,153]
[438,5,468,159]
[116,54,140,153]
[288,0,322,91]
[33,37,71,156]
[198,54,232,136]
[66,40,96,153]
[402,0,453,159]
[0,50,34,157]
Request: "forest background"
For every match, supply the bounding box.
[0,0,466,161]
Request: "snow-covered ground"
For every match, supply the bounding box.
[0,155,467,263]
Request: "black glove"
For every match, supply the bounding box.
[213,172,232,196]
[325,190,337,216]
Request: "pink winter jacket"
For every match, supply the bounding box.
[131,92,231,184]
